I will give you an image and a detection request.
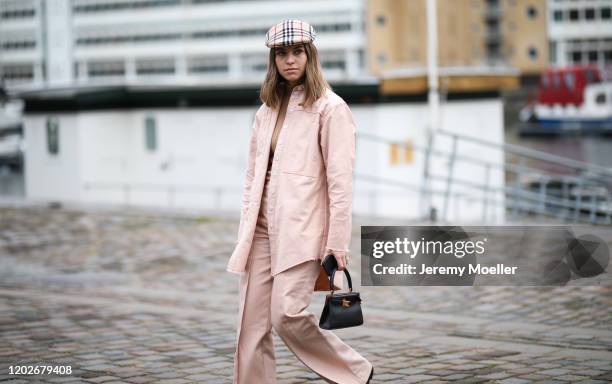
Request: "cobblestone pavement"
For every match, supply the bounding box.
[1,205,611,383]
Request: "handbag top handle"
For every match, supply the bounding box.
[329,267,353,295]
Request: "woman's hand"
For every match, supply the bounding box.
[334,253,346,271]
[333,251,349,271]
[320,250,350,271]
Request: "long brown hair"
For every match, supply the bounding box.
[259,42,331,109]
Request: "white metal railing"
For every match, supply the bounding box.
[357,130,612,225]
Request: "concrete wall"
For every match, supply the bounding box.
[23,99,505,223]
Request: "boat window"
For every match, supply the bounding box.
[542,75,550,88]
[595,93,606,105]
[553,74,561,88]
[564,73,575,89]
[585,70,595,83]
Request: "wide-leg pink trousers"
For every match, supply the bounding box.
[233,169,372,384]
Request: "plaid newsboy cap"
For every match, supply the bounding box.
[265,20,316,48]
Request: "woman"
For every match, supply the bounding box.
[226,20,374,384]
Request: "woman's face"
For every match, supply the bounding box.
[274,44,307,86]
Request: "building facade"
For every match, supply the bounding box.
[366,0,549,77]
[548,0,612,67]
[0,0,371,89]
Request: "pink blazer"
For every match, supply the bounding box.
[226,85,356,292]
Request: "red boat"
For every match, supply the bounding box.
[519,65,612,134]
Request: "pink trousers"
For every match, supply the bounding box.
[233,169,372,384]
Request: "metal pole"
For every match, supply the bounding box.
[511,157,526,219]
[560,177,569,220]
[420,0,440,220]
[420,130,434,219]
[443,135,457,222]
[573,175,583,222]
[606,191,611,225]
[483,163,491,223]
[538,177,548,217]
[426,0,440,130]
[589,188,597,224]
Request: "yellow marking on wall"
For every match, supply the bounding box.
[390,143,399,165]
[389,139,413,165]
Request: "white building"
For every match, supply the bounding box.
[19,85,505,223]
[0,0,370,89]
[548,0,612,67]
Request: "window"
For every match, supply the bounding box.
[585,8,595,20]
[0,7,35,19]
[136,58,174,75]
[571,51,582,63]
[188,56,228,74]
[542,75,550,88]
[588,51,598,62]
[553,74,561,88]
[527,5,538,18]
[585,70,595,83]
[312,23,351,33]
[321,51,346,70]
[564,72,575,89]
[528,46,538,60]
[569,9,579,21]
[144,116,157,152]
[376,15,386,26]
[1,39,36,50]
[0,63,34,82]
[553,9,563,21]
[87,60,125,77]
[602,7,611,20]
[46,117,59,155]
[595,93,606,104]
[241,54,267,73]
[550,41,557,63]
[73,0,181,13]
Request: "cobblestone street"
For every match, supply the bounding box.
[1,204,611,383]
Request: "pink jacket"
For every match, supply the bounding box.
[226,84,356,292]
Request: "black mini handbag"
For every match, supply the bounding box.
[319,255,364,330]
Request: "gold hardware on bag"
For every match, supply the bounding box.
[341,298,351,308]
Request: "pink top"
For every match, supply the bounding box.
[227,85,356,292]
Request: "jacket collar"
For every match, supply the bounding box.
[280,82,304,93]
